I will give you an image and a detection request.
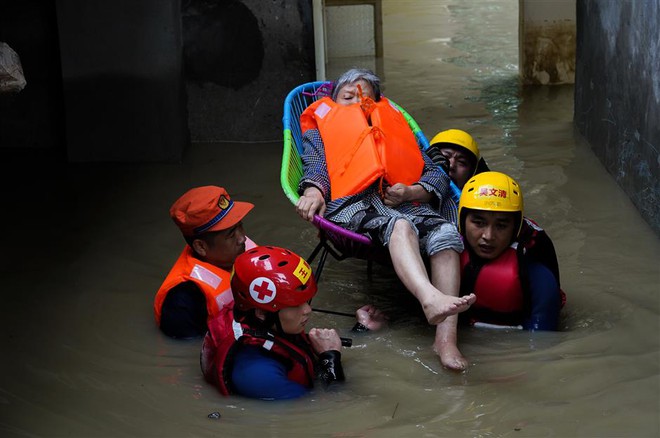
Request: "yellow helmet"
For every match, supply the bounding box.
[458,171,524,236]
[430,129,480,162]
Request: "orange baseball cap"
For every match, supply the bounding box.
[170,186,254,237]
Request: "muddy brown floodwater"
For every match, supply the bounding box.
[1,1,658,437]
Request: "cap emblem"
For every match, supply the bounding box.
[218,195,230,210]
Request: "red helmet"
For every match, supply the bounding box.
[231,246,317,312]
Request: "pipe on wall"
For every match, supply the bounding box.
[312,0,326,81]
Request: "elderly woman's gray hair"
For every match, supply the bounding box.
[331,68,382,101]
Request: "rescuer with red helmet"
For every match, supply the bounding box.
[201,246,385,399]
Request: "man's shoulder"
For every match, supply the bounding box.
[167,281,204,299]
[522,216,544,232]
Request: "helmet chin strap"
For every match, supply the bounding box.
[269,310,297,340]
[261,311,283,334]
[274,313,285,334]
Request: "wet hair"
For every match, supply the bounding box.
[331,68,382,102]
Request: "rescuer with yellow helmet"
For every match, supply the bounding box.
[456,172,566,331]
[428,129,489,189]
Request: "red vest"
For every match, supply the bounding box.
[460,246,524,320]
[200,303,316,396]
[460,217,567,326]
[153,237,256,325]
[300,96,424,200]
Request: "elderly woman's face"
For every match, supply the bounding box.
[335,80,375,105]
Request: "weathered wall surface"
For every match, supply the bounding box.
[56,0,188,162]
[183,0,315,142]
[574,0,660,235]
[0,1,64,154]
[519,0,576,85]
[3,0,314,161]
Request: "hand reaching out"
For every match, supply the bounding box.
[355,304,388,331]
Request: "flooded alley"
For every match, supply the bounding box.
[1,1,658,437]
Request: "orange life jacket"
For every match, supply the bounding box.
[300,96,424,200]
[153,237,257,325]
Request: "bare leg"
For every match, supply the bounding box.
[431,249,469,370]
[433,318,467,370]
[388,220,474,325]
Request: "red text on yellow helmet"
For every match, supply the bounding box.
[458,171,524,236]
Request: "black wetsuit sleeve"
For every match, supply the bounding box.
[316,350,345,387]
[159,281,208,339]
[523,227,561,287]
[426,146,450,172]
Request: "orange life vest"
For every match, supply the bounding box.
[300,96,424,200]
[153,237,257,325]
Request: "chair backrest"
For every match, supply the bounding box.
[281,81,332,205]
[280,81,462,206]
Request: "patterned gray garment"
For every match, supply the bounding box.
[297,128,463,256]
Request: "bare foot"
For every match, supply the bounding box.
[422,293,476,325]
[434,341,468,371]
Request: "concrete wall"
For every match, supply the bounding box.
[183,0,315,142]
[7,0,314,161]
[55,0,188,162]
[519,0,576,85]
[574,0,660,235]
[0,0,64,155]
